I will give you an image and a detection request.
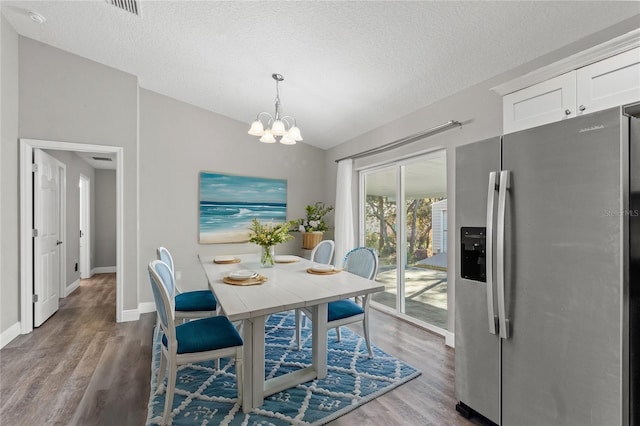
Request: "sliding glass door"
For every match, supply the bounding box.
[360,150,448,332]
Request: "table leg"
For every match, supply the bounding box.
[241,318,253,413]
[243,316,266,412]
[311,303,328,379]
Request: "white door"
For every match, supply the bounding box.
[33,149,62,327]
[79,175,90,279]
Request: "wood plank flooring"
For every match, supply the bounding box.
[0,273,479,425]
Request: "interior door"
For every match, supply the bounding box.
[33,149,61,327]
[500,108,623,425]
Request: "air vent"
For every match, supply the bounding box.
[106,0,140,16]
[92,156,113,162]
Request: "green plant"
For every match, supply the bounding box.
[291,202,334,232]
[248,218,293,247]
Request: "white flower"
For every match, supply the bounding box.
[309,220,319,229]
[298,225,305,232]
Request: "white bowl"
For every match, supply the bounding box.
[311,264,335,272]
[228,270,257,280]
[214,255,236,262]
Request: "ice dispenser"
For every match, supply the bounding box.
[460,227,486,282]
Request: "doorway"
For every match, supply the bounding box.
[359,149,449,334]
[20,139,124,334]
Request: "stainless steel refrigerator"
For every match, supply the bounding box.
[454,104,639,425]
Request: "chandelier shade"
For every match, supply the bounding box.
[248,73,303,144]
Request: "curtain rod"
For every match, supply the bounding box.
[334,120,461,163]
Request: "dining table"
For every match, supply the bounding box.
[197,253,384,413]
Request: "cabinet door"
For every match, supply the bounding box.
[503,72,576,134]
[576,47,640,116]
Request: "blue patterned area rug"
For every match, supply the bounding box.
[146,310,421,425]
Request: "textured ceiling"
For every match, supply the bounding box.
[2,1,638,149]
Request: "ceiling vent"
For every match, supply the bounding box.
[106,0,140,16]
[92,156,113,162]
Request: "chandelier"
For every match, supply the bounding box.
[248,73,303,145]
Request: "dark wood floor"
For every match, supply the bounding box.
[0,273,477,425]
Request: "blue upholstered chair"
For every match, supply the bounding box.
[296,240,336,332]
[296,246,379,358]
[157,247,217,321]
[310,239,335,265]
[149,260,243,425]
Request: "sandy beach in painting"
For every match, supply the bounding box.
[199,230,251,244]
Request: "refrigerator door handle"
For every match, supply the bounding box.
[486,171,499,335]
[497,170,511,339]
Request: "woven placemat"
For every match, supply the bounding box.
[306,268,342,275]
[214,258,241,264]
[222,274,267,286]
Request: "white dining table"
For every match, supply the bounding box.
[197,253,384,413]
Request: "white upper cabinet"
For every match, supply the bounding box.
[576,47,640,116]
[496,29,640,134]
[503,72,576,134]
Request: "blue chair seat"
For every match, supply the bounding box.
[328,299,364,322]
[175,290,217,312]
[162,316,243,354]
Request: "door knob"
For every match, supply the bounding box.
[56,240,63,245]
[564,109,572,116]
[578,105,586,112]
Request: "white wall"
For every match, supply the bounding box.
[432,199,447,254]
[1,15,19,335]
[95,169,117,268]
[137,89,327,302]
[16,37,139,310]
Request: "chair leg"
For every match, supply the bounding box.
[216,358,221,371]
[336,326,341,342]
[162,360,177,425]
[295,309,302,350]
[363,314,373,358]
[235,348,243,402]
[156,351,167,395]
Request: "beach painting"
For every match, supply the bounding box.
[199,172,287,244]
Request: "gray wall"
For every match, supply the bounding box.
[17,37,139,312]
[1,15,19,333]
[325,16,640,332]
[95,169,117,268]
[44,150,96,287]
[138,89,327,301]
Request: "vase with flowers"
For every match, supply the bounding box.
[248,218,293,267]
[290,202,334,249]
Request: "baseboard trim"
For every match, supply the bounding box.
[121,302,157,323]
[0,322,22,349]
[138,302,156,314]
[121,309,140,322]
[445,331,455,348]
[92,266,116,274]
[64,279,80,297]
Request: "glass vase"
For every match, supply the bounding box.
[261,245,275,268]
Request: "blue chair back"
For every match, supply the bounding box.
[343,247,378,280]
[157,246,175,273]
[311,240,335,265]
[148,260,176,330]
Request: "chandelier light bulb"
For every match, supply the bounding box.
[271,120,286,136]
[259,130,276,143]
[288,126,303,141]
[280,133,296,145]
[248,120,265,136]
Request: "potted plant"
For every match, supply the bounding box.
[248,218,293,267]
[290,202,334,249]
